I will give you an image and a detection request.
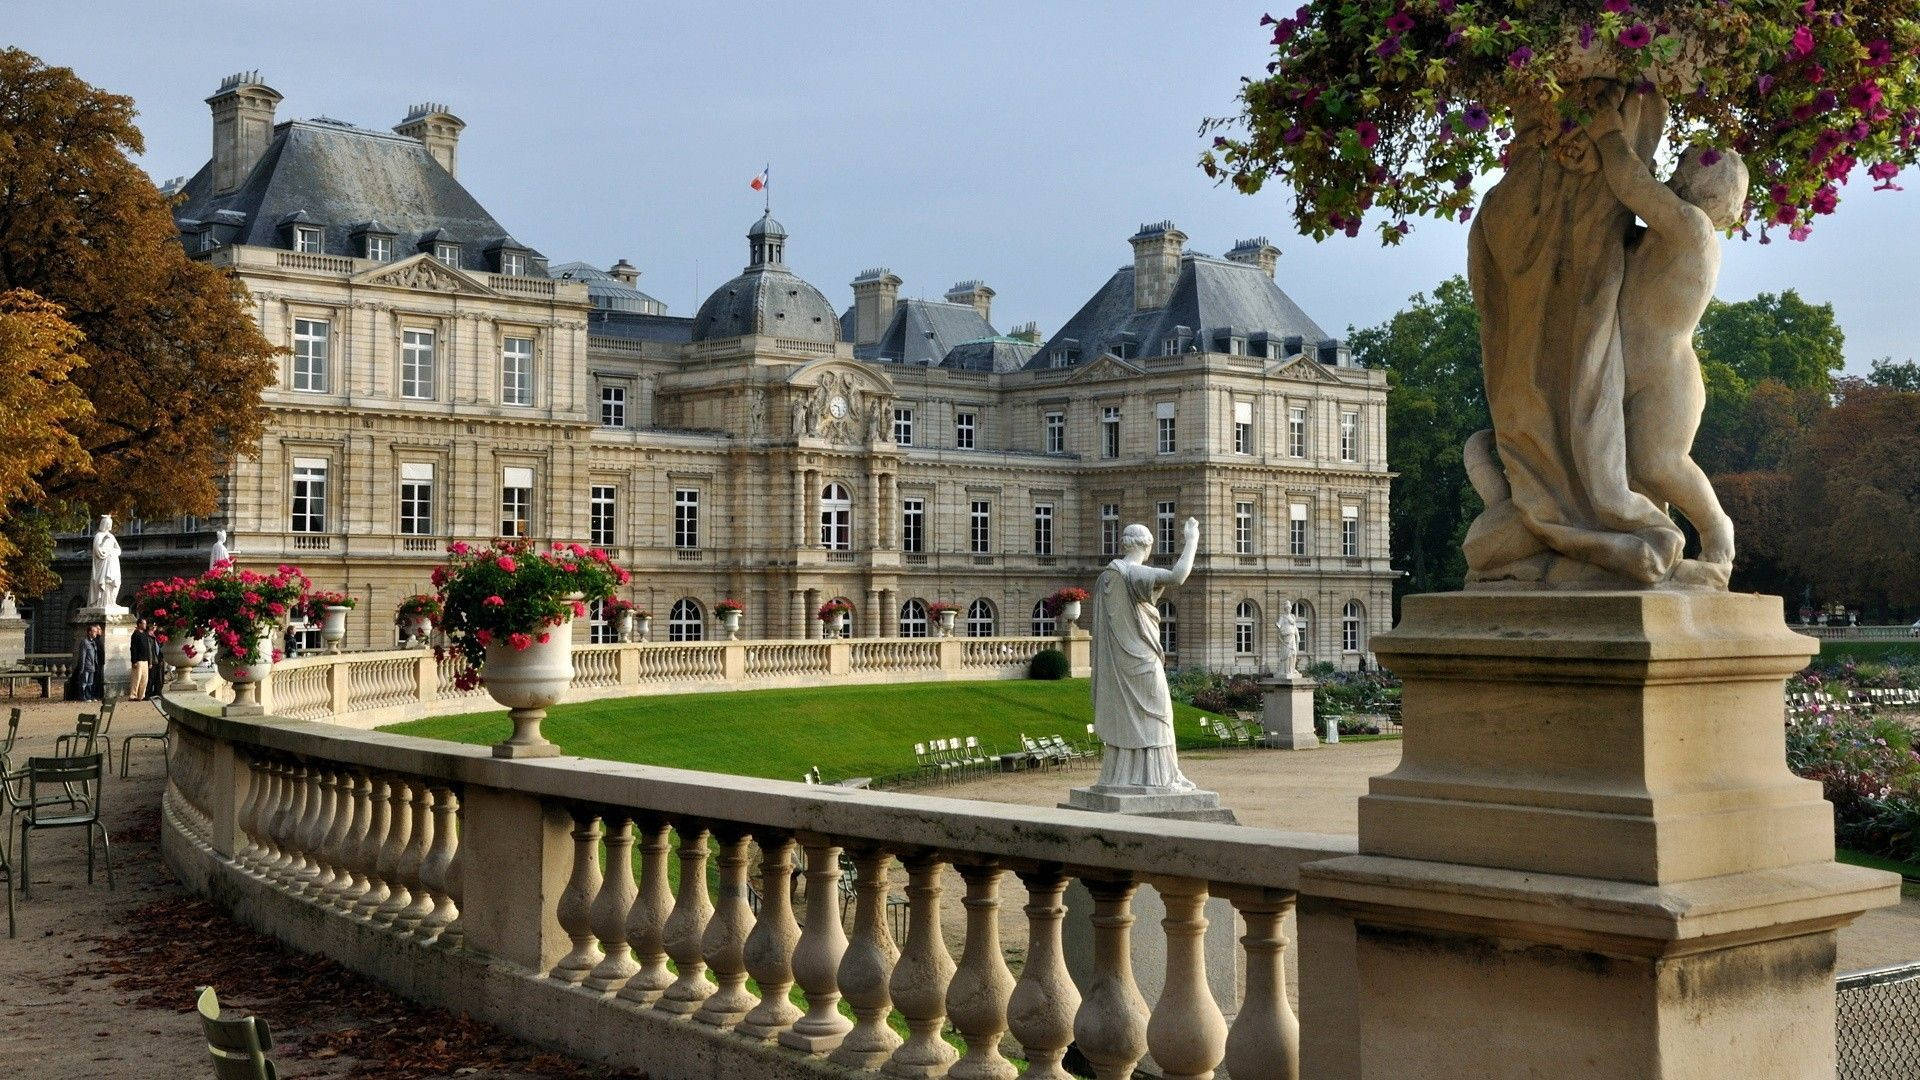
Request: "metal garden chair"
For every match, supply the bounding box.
[55,706,113,773]
[121,698,172,778]
[15,753,112,896]
[0,707,20,773]
[197,985,279,1079]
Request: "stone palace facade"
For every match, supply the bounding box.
[33,72,1394,669]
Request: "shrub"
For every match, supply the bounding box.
[1029,648,1070,680]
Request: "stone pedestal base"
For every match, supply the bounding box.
[71,606,132,700]
[1258,676,1318,749]
[1063,785,1237,824]
[0,615,26,668]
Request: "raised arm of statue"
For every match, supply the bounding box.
[1589,90,1702,240]
[1167,516,1200,587]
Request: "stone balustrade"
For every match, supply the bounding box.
[262,633,1090,730]
[159,689,1355,1080]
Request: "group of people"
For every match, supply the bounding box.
[63,618,167,702]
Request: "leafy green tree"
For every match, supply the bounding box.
[1350,277,1489,602]
[1869,357,1920,392]
[1695,290,1845,392]
[1782,381,1920,618]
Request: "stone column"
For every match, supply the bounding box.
[1299,591,1900,1080]
[865,588,881,638]
[879,589,896,637]
[1257,676,1317,749]
[788,589,806,641]
[792,469,808,550]
[880,474,897,549]
[804,589,821,640]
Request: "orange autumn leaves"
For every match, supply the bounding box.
[0,290,90,594]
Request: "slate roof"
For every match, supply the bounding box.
[689,217,840,344]
[1030,255,1333,370]
[854,298,997,365]
[587,310,694,344]
[941,336,1042,373]
[550,261,668,315]
[170,118,546,276]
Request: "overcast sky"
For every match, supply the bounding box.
[12,0,1913,370]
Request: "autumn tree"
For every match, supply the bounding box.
[0,290,92,595]
[1782,381,1920,617]
[0,48,277,595]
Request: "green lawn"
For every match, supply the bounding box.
[1811,639,1920,666]
[381,677,1228,785]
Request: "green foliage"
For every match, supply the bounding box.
[1695,290,1846,392]
[1315,669,1403,717]
[1028,648,1070,680]
[1351,276,1489,598]
[1869,357,1920,391]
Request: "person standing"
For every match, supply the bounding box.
[127,617,156,700]
[67,623,104,702]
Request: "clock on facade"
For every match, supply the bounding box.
[828,395,848,419]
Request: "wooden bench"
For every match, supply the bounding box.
[0,670,52,698]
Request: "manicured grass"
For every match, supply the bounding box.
[381,677,1227,785]
[1811,640,1920,666]
[1838,847,1920,881]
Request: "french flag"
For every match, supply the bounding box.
[750,165,769,191]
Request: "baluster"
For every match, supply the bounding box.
[657,821,714,1014]
[351,776,393,919]
[416,786,460,942]
[552,808,605,982]
[441,791,467,947]
[314,769,353,903]
[1147,877,1228,1080]
[234,756,265,874]
[373,778,414,925]
[585,812,640,992]
[1073,878,1150,1080]
[1008,865,1079,1080]
[740,831,803,1039]
[617,815,675,1006]
[1223,891,1300,1080]
[884,852,956,1077]
[332,771,374,910]
[273,760,308,887]
[781,837,852,1053]
[292,765,332,897]
[393,783,436,933]
[830,846,901,1067]
[948,862,1017,1080]
[695,825,759,1027]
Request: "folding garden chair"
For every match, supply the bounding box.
[15,753,112,896]
[197,985,279,1079]
[55,708,112,774]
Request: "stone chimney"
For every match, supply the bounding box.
[944,280,996,325]
[1009,321,1043,344]
[394,102,466,177]
[1225,236,1281,278]
[1129,220,1187,311]
[206,71,282,196]
[609,259,640,286]
[850,267,902,348]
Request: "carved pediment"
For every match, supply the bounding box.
[787,360,895,445]
[1061,353,1147,384]
[1265,352,1345,383]
[354,254,496,296]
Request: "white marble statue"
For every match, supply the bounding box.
[88,514,123,611]
[0,593,18,620]
[1276,610,1303,676]
[210,528,231,569]
[1088,516,1199,793]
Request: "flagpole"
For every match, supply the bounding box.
[763,162,771,214]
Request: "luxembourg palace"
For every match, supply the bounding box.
[32,72,1395,670]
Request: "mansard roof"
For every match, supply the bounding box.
[170,117,545,276]
[940,336,1041,373]
[1030,254,1330,370]
[853,298,997,366]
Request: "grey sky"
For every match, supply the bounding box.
[12,0,1912,370]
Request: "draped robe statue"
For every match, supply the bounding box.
[88,515,123,611]
[1090,518,1199,792]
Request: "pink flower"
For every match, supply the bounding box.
[1385,11,1413,33]
[1791,25,1815,58]
[1866,40,1893,68]
[616,569,632,585]
[1354,120,1379,149]
[1850,82,1884,113]
[449,541,471,556]
[508,632,532,651]
[1618,23,1651,49]
[572,601,588,618]
[562,562,578,572]
[1603,0,1631,11]
[485,595,506,606]
[1811,186,1838,214]
[497,556,517,573]
[537,632,551,644]
[476,629,494,644]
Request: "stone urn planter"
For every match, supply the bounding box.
[216,630,276,709]
[636,614,652,642]
[483,614,573,759]
[618,609,637,643]
[720,609,743,641]
[321,605,350,653]
[936,609,958,636]
[406,615,434,648]
[1059,599,1083,628]
[161,635,201,690]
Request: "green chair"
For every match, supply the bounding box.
[15,754,111,896]
[0,707,20,772]
[121,698,171,778]
[197,986,278,1079]
[55,709,112,773]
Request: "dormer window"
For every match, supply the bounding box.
[434,242,460,266]
[364,234,392,262]
[500,251,527,276]
[294,227,323,254]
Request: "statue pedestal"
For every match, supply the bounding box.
[71,606,133,700]
[1258,675,1318,749]
[1297,590,1900,1080]
[1062,784,1237,823]
[0,615,25,668]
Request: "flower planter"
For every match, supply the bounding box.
[406,615,434,648]
[483,614,573,758]
[216,630,277,711]
[937,609,958,636]
[636,615,652,642]
[1060,599,1083,629]
[162,636,201,691]
[619,610,638,643]
[721,610,743,641]
[321,605,349,653]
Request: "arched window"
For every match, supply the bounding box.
[1030,600,1056,637]
[1342,599,1365,653]
[819,482,852,550]
[589,598,617,644]
[669,598,705,642]
[1234,599,1258,656]
[1157,600,1177,655]
[1291,599,1314,658]
[899,599,929,638]
[965,599,997,637]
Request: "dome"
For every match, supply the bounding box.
[548,261,666,315]
[747,212,787,239]
[688,215,840,344]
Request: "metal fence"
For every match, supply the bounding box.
[1838,961,1920,1078]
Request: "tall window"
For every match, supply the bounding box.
[500,251,528,276]
[294,226,322,254]
[290,459,327,533]
[902,498,925,553]
[365,234,392,262]
[1340,410,1359,462]
[1101,406,1121,458]
[1032,504,1054,556]
[965,599,996,637]
[434,242,460,266]
[1044,411,1066,454]
[1156,402,1177,454]
[673,489,699,548]
[1288,405,1307,458]
[399,463,434,535]
[601,386,627,429]
[1157,600,1177,655]
[899,599,930,638]
[1235,599,1258,656]
[1342,600,1364,652]
[668,598,704,642]
[401,329,436,400]
[500,466,533,537]
[292,318,330,392]
[970,500,992,554]
[893,407,914,446]
[1290,502,1309,556]
[820,483,852,550]
[1234,400,1254,454]
[955,411,976,450]
[501,336,534,406]
[1235,501,1255,555]
[1291,600,1314,656]
[588,599,617,643]
[1342,505,1360,557]
[590,485,617,547]
[1101,503,1121,557]
[1031,600,1056,636]
[1156,501,1176,555]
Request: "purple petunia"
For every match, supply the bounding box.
[1603,0,1632,12]
[1579,22,1595,49]
[1386,11,1414,33]
[1376,35,1402,58]
[1850,82,1884,113]
[1462,103,1491,130]
[1508,46,1533,68]
[1355,120,1380,149]
[1618,23,1652,49]
[1866,39,1893,68]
